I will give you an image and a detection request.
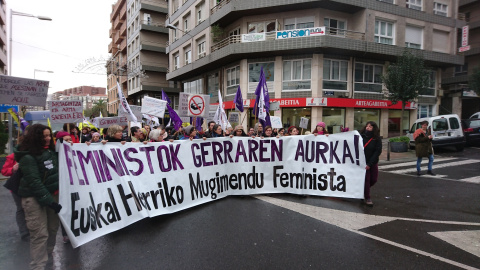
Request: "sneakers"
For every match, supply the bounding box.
[417,171,422,176]
[365,199,373,206]
[427,170,436,176]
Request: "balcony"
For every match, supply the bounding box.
[140,40,167,53]
[211,0,231,15]
[108,42,118,54]
[109,28,115,38]
[211,27,365,53]
[120,5,126,20]
[120,23,127,36]
[114,31,124,44]
[110,0,125,21]
[140,20,168,34]
[114,16,125,30]
[120,39,127,52]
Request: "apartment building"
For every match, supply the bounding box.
[107,0,128,114]
[441,0,480,118]
[51,86,107,111]
[165,0,464,137]
[0,0,7,75]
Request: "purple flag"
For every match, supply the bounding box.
[166,104,182,130]
[234,86,244,112]
[253,67,271,126]
[162,90,171,105]
[195,117,203,132]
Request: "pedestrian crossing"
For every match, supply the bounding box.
[379,157,480,184]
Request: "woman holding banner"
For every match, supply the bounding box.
[360,121,382,206]
[15,124,62,270]
[102,124,127,144]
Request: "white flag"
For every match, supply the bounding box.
[217,90,228,131]
[258,87,266,121]
[117,81,138,123]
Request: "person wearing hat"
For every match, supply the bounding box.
[90,132,101,143]
[312,122,329,135]
[287,126,299,136]
[181,125,202,140]
[413,120,435,176]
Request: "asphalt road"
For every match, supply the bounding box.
[1,146,479,270]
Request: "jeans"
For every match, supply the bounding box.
[417,154,434,172]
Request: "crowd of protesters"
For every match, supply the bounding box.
[1,119,381,269]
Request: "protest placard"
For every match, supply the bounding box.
[228,112,239,123]
[0,75,49,106]
[48,101,83,123]
[270,116,283,129]
[118,105,142,120]
[58,132,366,248]
[299,117,309,129]
[141,97,167,118]
[96,116,129,128]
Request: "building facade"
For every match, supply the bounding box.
[165,0,464,137]
[51,86,107,111]
[441,0,480,118]
[0,0,7,75]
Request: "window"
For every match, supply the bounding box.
[354,63,383,93]
[197,41,205,58]
[284,17,314,30]
[405,25,423,49]
[432,30,449,53]
[226,66,240,87]
[323,59,348,90]
[207,73,219,102]
[406,0,422,10]
[248,21,276,33]
[229,28,240,36]
[183,78,203,94]
[375,20,394,45]
[184,17,189,32]
[248,62,275,92]
[324,18,346,36]
[144,13,151,25]
[449,117,460,129]
[455,63,468,76]
[377,0,394,3]
[354,109,380,131]
[173,23,179,41]
[434,2,447,17]
[283,59,311,91]
[174,54,179,70]
[185,50,191,65]
[196,2,204,24]
[420,71,436,96]
[323,108,345,134]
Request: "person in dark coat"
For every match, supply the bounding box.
[360,121,382,206]
[413,120,435,176]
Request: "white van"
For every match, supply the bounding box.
[406,114,465,151]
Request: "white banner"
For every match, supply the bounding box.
[59,132,366,248]
[96,116,129,128]
[0,75,49,106]
[241,33,266,43]
[48,101,83,123]
[141,97,167,118]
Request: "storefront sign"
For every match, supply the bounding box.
[306,98,328,107]
[241,33,266,43]
[276,27,325,39]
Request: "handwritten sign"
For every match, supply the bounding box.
[0,75,49,106]
[48,101,83,124]
[96,116,129,128]
[270,116,283,129]
[141,97,167,118]
[228,112,239,123]
[118,105,142,120]
[299,117,309,129]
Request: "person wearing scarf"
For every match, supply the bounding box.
[413,121,435,176]
[360,121,382,206]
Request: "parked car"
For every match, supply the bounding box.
[469,112,480,119]
[406,114,465,151]
[462,119,480,146]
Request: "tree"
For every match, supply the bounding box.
[91,99,108,117]
[469,66,480,96]
[382,50,429,135]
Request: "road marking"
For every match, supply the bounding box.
[388,159,480,174]
[379,157,457,169]
[255,195,480,270]
[429,230,480,257]
[460,176,480,184]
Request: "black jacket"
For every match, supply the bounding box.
[361,134,382,167]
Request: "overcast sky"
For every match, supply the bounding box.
[9,0,116,94]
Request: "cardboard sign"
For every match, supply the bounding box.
[119,105,143,120]
[228,112,240,123]
[0,75,49,106]
[270,116,283,129]
[96,116,129,128]
[141,97,167,118]
[48,101,83,124]
[299,117,309,129]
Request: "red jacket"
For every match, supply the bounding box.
[1,153,17,177]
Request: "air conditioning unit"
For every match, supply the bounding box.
[199,52,206,58]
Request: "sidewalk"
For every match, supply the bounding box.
[379,138,417,165]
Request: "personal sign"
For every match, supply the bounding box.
[0,75,49,106]
[228,112,239,123]
[299,117,309,129]
[270,116,283,129]
[141,97,167,118]
[96,116,129,128]
[188,95,206,117]
[119,105,143,121]
[48,101,83,123]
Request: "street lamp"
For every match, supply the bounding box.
[9,9,52,76]
[34,69,54,79]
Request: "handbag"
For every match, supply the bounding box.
[3,169,22,195]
